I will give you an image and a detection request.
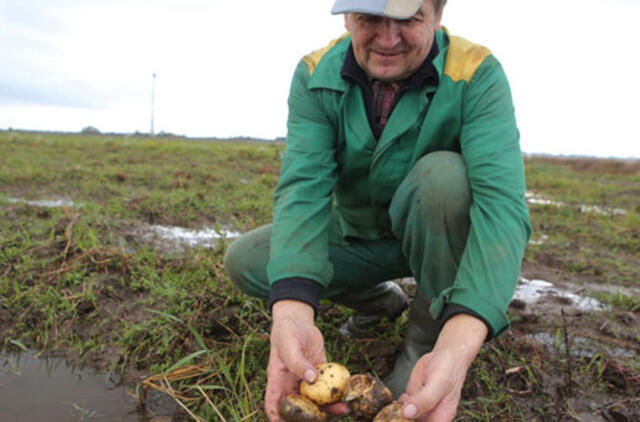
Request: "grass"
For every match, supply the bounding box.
[1,131,639,420]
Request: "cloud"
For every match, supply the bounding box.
[0,2,62,33]
[0,1,145,108]
[1,0,637,157]
[0,51,143,109]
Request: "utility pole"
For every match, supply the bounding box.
[150,73,156,136]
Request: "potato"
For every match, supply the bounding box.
[279,394,328,422]
[372,402,412,422]
[300,362,351,406]
[343,373,393,421]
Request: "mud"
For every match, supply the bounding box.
[525,332,637,359]
[2,193,639,420]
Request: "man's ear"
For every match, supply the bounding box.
[344,14,352,31]
[434,11,443,31]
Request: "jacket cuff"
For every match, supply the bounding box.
[431,287,510,338]
[439,303,495,340]
[268,278,324,317]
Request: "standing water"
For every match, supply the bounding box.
[0,351,186,422]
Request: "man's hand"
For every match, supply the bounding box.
[264,300,327,421]
[398,348,468,421]
[398,314,488,421]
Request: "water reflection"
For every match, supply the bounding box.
[148,224,241,248]
[5,197,75,207]
[514,278,607,312]
[0,351,186,422]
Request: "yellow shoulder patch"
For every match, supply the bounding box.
[444,35,491,83]
[302,32,350,76]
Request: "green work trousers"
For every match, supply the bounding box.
[224,151,471,311]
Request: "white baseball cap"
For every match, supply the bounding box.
[331,0,424,20]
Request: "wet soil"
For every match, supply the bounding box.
[1,199,639,420]
[3,241,639,421]
[335,262,640,421]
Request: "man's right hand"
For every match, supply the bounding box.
[265,300,326,421]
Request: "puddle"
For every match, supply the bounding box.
[525,191,627,216]
[398,277,607,314]
[529,234,549,246]
[514,278,607,312]
[526,192,564,207]
[4,197,75,208]
[146,225,241,248]
[578,204,627,216]
[526,332,638,359]
[0,351,186,422]
[2,196,242,250]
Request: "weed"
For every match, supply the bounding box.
[69,402,102,420]
[594,291,640,312]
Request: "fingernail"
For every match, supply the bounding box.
[403,403,418,418]
[304,369,316,382]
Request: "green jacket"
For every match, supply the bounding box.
[267,28,532,336]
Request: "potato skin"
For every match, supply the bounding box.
[343,373,393,421]
[372,402,412,422]
[300,362,351,406]
[279,394,327,422]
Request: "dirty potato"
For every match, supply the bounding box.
[279,394,328,422]
[372,402,412,422]
[343,373,393,421]
[300,362,351,406]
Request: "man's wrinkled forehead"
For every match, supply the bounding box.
[331,0,424,20]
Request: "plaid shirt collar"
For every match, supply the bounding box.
[341,40,439,139]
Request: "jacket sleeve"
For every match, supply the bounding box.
[431,55,532,337]
[266,60,338,288]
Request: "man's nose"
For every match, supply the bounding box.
[376,19,402,49]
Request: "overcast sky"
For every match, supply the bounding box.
[1,0,639,158]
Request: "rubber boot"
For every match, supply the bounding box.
[333,281,409,338]
[383,291,440,398]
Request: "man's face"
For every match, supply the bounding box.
[345,1,442,81]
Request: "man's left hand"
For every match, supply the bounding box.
[398,348,468,421]
[397,313,488,421]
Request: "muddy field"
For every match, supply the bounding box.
[0,131,639,421]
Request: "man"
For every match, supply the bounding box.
[224,0,531,420]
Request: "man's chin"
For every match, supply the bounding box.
[368,68,406,82]
[364,59,411,80]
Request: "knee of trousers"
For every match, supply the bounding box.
[389,151,471,234]
[222,226,271,298]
